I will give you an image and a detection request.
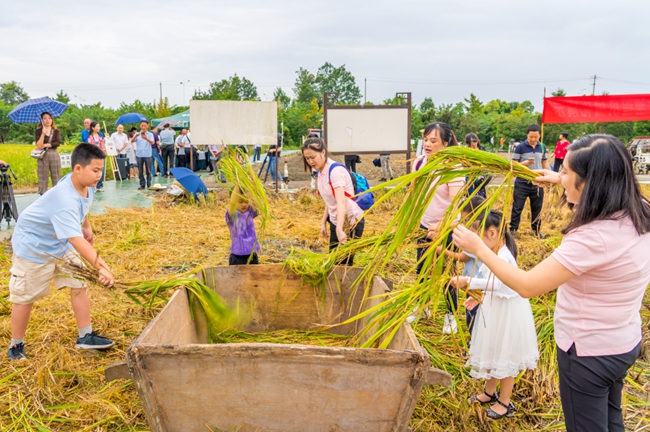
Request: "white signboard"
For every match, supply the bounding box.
[104,137,118,156]
[325,107,409,154]
[189,100,277,145]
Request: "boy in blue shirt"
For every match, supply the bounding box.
[8,144,115,360]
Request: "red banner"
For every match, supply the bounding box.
[542,94,650,124]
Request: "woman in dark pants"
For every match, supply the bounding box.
[302,137,365,266]
[34,112,61,195]
[453,134,650,432]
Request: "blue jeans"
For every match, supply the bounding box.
[268,157,283,181]
[97,165,105,189]
[253,147,261,162]
[151,149,164,175]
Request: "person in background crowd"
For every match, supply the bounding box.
[465,133,491,198]
[34,112,62,195]
[87,121,106,192]
[208,143,226,182]
[344,153,359,173]
[253,142,262,162]
[379,153,393,182]
[175,128,190,169]
[131,120,153,190]
[266,133,283,184]
[81,118,92,143]
[111,124,130,179]
[509,124,550,238]
[499,137,505,151]
[149,128,163,177]
[125,127,138,179]
[159,124,176,177]
[509,139,517,153]
[554,132,570,172]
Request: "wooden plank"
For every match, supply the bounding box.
[104,361,130,381]
[423,367,452,387]
[131,344,424,432]
[137,288,198,345]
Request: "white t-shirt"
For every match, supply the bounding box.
[111,132,130,155]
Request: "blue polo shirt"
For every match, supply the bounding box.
[134,132,153,158]
[12,174,93,263]
[513,140,547,183]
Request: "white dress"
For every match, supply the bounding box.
[465,246,539,379]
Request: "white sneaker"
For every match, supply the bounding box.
[406,306,431,324]
[442,313,458,334]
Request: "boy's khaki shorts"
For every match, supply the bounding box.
[9,253,87,305]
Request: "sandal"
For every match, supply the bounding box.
[468,391,499,405]
[485,399,515,419]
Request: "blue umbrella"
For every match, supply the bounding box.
[170,167,208,198]
[115,112,148,125]
[8,97,68,123]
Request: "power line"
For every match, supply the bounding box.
[366,77,588,85]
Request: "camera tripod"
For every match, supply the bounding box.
[0,165,19,227]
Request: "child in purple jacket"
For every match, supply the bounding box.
[226,186,260,265]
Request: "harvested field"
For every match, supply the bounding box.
[0,184,649,431]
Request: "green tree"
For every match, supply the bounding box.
[551,88,566,97]
[193,75,259,101]
[273,87,291,110]
[314,62,362,105]
[293,68,318,104]
[463,93,483,114]
[54,90,70,104]
[154,97,172,118]
[0,81,29,105]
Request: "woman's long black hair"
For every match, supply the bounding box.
[563,134,650,235]
[423,121,459,147]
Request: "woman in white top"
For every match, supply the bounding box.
[301,136,364,265]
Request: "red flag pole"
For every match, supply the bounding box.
[541,87,546,145]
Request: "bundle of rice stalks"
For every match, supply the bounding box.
[56,259,248,343]
[218,149,271,233]
[286,147,542,348]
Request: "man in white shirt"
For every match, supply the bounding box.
[174,128,190,172]
[112,124,130,157]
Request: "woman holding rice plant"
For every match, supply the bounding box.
[453,134,650,431]
[450,210,539,420]
[301,136,364,266]
[414,122,464,334]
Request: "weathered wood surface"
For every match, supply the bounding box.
[129,343,428,432]
[104,361,129,381]
[122,264,450,432]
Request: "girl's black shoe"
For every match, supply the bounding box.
[486,399,515,419]
[468,391,499,405]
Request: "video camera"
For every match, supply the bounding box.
[0,163,19,227]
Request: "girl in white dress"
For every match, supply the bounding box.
[451,210,538,420]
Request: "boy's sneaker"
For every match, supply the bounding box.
[8,342,27,360]
[75,332,115,350]
[442,313,458,335]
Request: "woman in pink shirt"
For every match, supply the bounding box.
[553,132,570,172]
[453,134,650,432]
[301,136,365,266]
[414,122,465,334]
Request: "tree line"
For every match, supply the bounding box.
[2,63,648,148]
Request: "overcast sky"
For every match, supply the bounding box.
[2,0,649,111]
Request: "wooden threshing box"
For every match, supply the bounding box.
[106,264,451,432]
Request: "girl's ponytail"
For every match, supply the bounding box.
[504,231,518,260]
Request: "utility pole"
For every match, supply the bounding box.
[364,78,367,104]
[591,75,597,95]
[159,82,162,100]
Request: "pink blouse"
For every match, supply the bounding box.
[552,217,650,356]
[415,155,465,229]
[88,134,105,151]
